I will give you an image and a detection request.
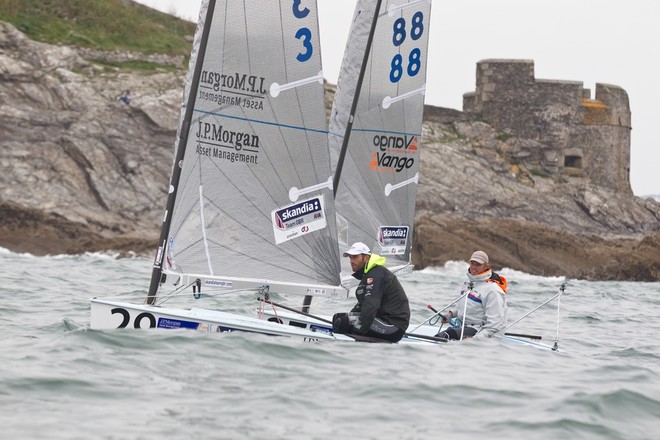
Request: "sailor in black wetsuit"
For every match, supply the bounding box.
[332,242,410,343]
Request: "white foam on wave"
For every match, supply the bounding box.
[417,260,468,277]
[418,260,567,284]
[0,246,41,259]
[0,246,145,262]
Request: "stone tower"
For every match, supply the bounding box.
[463,59,632,194]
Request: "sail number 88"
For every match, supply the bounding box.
[390,11,424,83]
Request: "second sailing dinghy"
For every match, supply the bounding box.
[329,0,430,281]
[261,0,436,340]
[253,0,564,350]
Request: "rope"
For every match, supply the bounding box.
[257,287,281,324]
[153,278,201,306]
[153,279,263,307]
[270,300,280,323]
[504,282,565,331]
[408,292,469,333]
[489,282,566,350]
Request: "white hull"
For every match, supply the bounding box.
[89,298,444,344]
[90,298,355,342]
[262,309,560,350]
[90,298,556,349]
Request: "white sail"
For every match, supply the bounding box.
[162,0,342,296]
[329,0,432,279]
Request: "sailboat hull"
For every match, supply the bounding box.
[89,298,448,344]
[90,299,556,348]
[259,309,560,350]
[89,298,355,342]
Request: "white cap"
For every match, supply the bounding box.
[343,242,371,257]
[469,250,489,264]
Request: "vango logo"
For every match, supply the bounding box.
[372,135,418,152]
[369,135,418,172]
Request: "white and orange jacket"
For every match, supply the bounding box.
[447,269,507,338]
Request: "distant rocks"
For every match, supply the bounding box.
[0,22,658,281]
[0,22,181,256]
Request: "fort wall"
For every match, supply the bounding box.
[463,59,632,193]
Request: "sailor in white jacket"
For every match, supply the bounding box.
[437,250,507,340]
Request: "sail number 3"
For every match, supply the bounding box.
[390,11,425,83]
[292,0,313,62]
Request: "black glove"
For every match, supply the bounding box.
[332,312,352,334]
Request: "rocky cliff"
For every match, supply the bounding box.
[1,22,658,280]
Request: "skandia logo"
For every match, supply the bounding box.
[380,227,408,240]
[275,198,322,229]
[381,228,408,238]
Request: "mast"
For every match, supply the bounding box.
[146,0,217,305]
[332,0,383,198]
[303,0,383,313]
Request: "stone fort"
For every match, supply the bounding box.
[462,59,632,194]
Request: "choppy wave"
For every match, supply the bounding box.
[1,249,659,439]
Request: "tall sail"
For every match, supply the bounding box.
[330,0,432,277]
[161,0,341,295]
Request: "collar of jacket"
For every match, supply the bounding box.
[467,269,492,283]
[352,253,387,279]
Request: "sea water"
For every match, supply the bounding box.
[1,248,658,440]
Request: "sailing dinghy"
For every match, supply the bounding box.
[260,0,437,339]
[253,0,565,351]
[89,0,562,349]
[91,0,442,343]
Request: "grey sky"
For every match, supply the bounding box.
[136,0,659,196]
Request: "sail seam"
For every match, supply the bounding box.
[193,109,328,135]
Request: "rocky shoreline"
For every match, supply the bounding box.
[1,22,658,281]
[414,215,660,281]
[3,205,658,281]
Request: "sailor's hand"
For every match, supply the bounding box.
[332,313,350,333]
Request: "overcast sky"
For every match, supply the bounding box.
[135,0,659,196]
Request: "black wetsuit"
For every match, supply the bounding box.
[334,255,410,342]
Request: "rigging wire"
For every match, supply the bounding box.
[458,281,472,340]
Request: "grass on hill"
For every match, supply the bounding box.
[0,0,196,56]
